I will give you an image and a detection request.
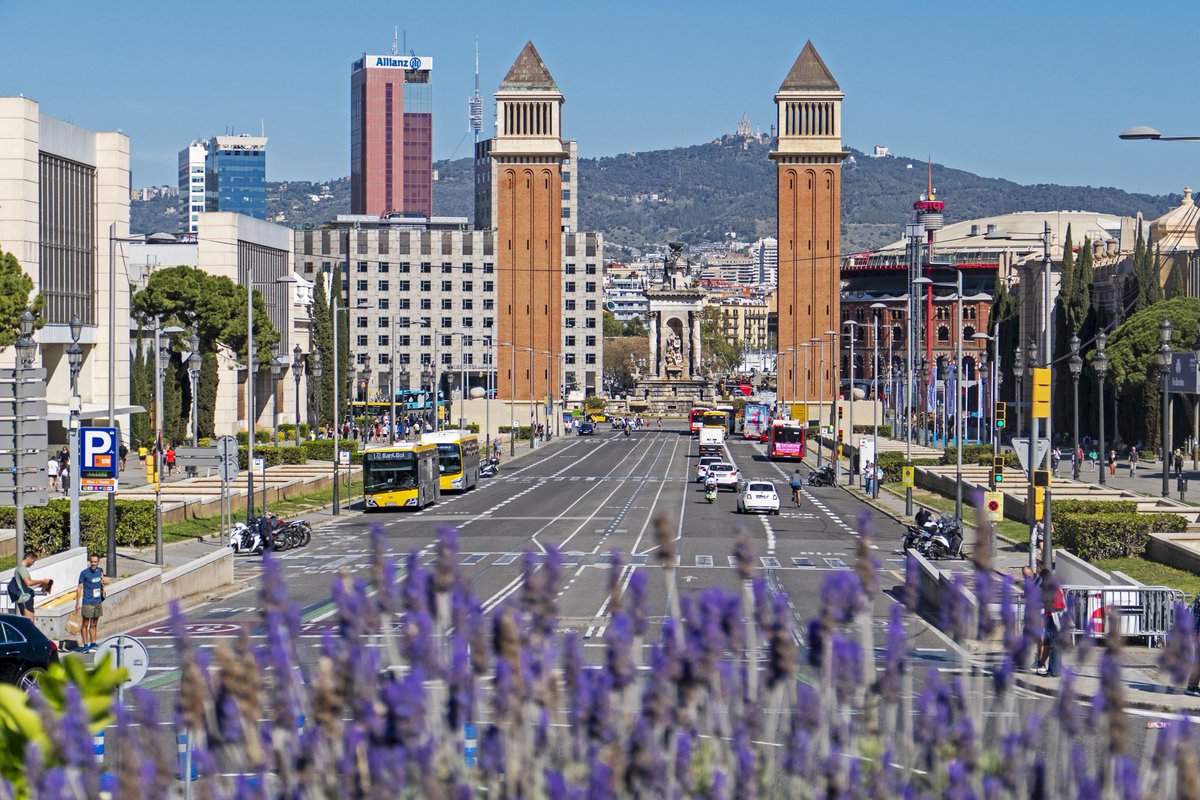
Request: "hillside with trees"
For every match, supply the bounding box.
[133,140,1176,256]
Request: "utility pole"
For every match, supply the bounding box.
[1041,221,1055,573]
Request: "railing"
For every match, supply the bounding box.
[1063,585,1185,644]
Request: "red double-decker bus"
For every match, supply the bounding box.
[767,420,805,460]
[689,406,711,436]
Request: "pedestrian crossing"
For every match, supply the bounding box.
[398,550,860,571]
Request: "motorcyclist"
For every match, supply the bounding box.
[705,474,718,493]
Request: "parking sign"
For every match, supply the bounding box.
[80,426,119,492]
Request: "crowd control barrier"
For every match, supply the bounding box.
[1063,585,1184,644]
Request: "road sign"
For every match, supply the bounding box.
[0,398,47,418]
[95,635,149,688]
[984,491,1004,522]
[1170,353,1199,394]
[175,446,223,468]
[901,465,915,488]
[80,478,118,493]
[1012,437,1050,474]
[0,368,47,382]
[339,450,351,466]
[252,457,265,472]
[0,487,47,507]
[81,427,119,478]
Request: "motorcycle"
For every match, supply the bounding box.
[807,464,835,487]
[480,457,500,478]
[902,523,933,552]
[919,516,965,560]
[705,485,717,503]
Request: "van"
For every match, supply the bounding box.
[698,426,725,456]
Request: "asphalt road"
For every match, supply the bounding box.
[109,421,1164,785]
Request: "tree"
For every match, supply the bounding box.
[128,331,151,448]
[602,336,649,394]
[700,305,742,372]
[989,275,1020,409]
[603,309,625,339]
[622,315,647,338]
[310,272,333,426]
[1166,260,1187,299]
[0,248,43,349]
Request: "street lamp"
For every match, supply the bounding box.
[310,352,323,432]
[1013,346,1025,438]
[974,332,999,490]
[66,317,83,551]
[914,270,964,521]
[270,342,282,445]
[13,312,36,564]
[1118,126,1200,142]
[812,335,827,469]
[291,344,304,447]
[1068,334,1082,480]
[1095,333,1108,486]
[842,320,860,487]
[1158,318,1174,498]
[188,332,202,448]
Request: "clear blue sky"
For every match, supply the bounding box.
[3,0,1197,197]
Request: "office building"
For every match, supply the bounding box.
[350,52,433,217]
[293,217,604,401]
[603,274,649,321]
[0,96,132,438]
[756,237,778,287]
[178,140,207,233]
[177,135,268,232]
[771,41,845,403]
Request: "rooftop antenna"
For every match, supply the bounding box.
[392,26,398,56]
[469,38,483,139]
[927,156,935,201]
[261,118,265,138]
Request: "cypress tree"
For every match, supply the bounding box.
[311,270,333,426]
[1148,244,1165,305]
[198,351,218,439]
[1166,260,1188,299]
[129,333,151,448]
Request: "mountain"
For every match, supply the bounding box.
[132,139,1177,256]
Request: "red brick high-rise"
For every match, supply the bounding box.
[771,42,846,404]
[492,42,566,402]
[350,52,433,217]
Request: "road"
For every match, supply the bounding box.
[111,421,1163,784]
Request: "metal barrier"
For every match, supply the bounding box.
[1063,585,1184,643]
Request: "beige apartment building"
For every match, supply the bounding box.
[293,217,604,402]
[715,297,770,351]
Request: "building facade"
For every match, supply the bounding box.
[177,140,207,233]
[771,42,845,404]
[350,53,433,218]
[293,218,604,402]
[715,297,770,350]
[0,96,132,440]
[475,138,578,233]
[205,135,267,219]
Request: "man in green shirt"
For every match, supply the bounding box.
[11,554,52,620]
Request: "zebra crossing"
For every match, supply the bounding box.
[397,550,860,572]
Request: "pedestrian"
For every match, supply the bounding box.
[1109,449,1117,477]
[1130,447,1139,473]
[165,445,176,477]
[74,553,109,652]
[657,417,663,430]
[7,553,52,621]
[1051,447,1060,474]
[1089,448,1098,472]
[493,440,501,462]
[863,461,875,495]
[47,455,59,493]
[1037,569,1065,676]
[118,442,128,472]
[59,460,70,494]
[1175,448,1185,480]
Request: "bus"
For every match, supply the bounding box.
[702,410,730,433]
[767,420,806,461]
[363,443,440,510]
[420,429,482,492]
[743,402,771,441]
[689,407,711,436]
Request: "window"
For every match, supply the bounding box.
[938,326,950,342]
[356,353,368,365]
[892,324,904,341]
[420,335,432,347]
[585,300,597,311]
[378,353,389,365]
[442,353,452,366]
[562,189,570,200]
[462,281,473,292]
[483,280,494,292]
[356,316,368,329]
[441,263,453,274]
[565,353,576,365]
[440,334,453,347]
[420,262,432,273]
[399,262,411,273]
[462,317,473,327]
[562,208,570,218]
[585,318,596,329]
[585,335,596,347]
[565,264,576,275]
[378,335,389,347]
[565,336,576,347]
[357,335,369,347]
[585,264,597,275]
[483,317,493,328]
[585,354,596,365]
[398,335,410,347]
[483,263,494,274]
[936,307,949,320]
[441,299,452,310]
[399,353,411,364]
[321,261,331,273]
[462,263,473,274]
[965,306,977,320]
[462,298,474,310]
[585,282,596,293]
[420,280,432,292]
[565,281,576,293]
[398,298,410,310]
[483,299,494,310]
[441,280,452,292]
[420,298,431,310]
[399,280,411,291]
[378,280,389,292]
[357,261,368,273]
[565,300,576,311]
[397,317,410,328]
[378,317,389,328]
[378,298,390,310]
[379,262,390,273]
[357,280,368,292]
[563,171,571,181]
[963,326,976,340]
[441,316,452,328]
[565,318,576,329]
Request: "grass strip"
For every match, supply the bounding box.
[161,478,360,543]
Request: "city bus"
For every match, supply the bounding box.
[702,410,730,433]
[420,429,482,492]
[362,443,440,510]
[689,407,711,436]
[767,420,806,461]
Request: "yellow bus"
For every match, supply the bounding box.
[421,430,482,492]
[363,443,440,510]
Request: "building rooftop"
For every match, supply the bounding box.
[779,41,840,93]
[499,41,559,92]
[875,210,1130,257]
[1150,187,1199,252]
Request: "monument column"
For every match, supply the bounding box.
[771,41,845,404]
[691,311,702,378]
[649,311,660,377]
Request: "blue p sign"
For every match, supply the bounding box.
[81,427,119,478]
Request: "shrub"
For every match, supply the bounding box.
[973,452,1021,469]
[583,395,606,411]
[940,444,994,466]
[876,452,940,483]
[1146,512,1189,533]
[851,424,893,438]
[0,499,157,557]
[497,426,532,439]
[1052,499,1138,515]
[1056,512,1152,560]
[303,439,362,464]
[278,423,312,440]
[238,445,309,469]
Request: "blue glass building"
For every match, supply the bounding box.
[204,135,267,219]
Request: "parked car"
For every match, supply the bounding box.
[0,613,58,693]
[695,456,724,482]
[578,420,596,436]
[705,462,739,491]
[737,481,781,515]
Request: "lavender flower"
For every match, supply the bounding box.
[627,568,649,638]
[943,573,973,644]
[432,523,461,593]
[767,592,799,689]
[733,528,754,580]
[821,570,865,624]
[1159,601,1195,687]
[830,634,863,703]
[904,553,921,612]
[877,602,906,701]
[605,611,637,690]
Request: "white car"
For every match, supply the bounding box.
[705,462,739,491]
[696,456,724,482]
[737,481,781,515]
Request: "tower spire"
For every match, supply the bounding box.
[392,26,398,56]
[927,157,934,200]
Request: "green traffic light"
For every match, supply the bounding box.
[995,474,1003,482]
[996,420,1005,428]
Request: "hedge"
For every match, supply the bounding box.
[0,499,155,557]
[302,439,363,465]
[940,444,996,466]
[498,425,533,441]
[1056,511,1188,561]
[1052,499,1138,515]
[278,423,312,440]
[237,445,308,469]
[876,452,940,483]
[851,425,893,438]
[236,430,279,445]
[975,452,1021,469]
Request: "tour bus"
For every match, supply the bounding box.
[767,420,806,461]
[420,429,482,492]
[363,443,440,510]
[689,407,711,436]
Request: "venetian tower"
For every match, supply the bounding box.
[492,41,567,402]
[771,42,845,404]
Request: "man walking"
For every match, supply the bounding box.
[8,553,52,620]
[47,455,59,493]
[74,554,109,652]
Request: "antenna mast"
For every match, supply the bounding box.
[392,26,398,56]
[468,38,483,140]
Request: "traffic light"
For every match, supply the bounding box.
[993,456,1005,484]
[1033,469,1051,488]
[836,429,845,444]
[995,401,1006,429]
[144,453,159,487]
[837,406,844,421]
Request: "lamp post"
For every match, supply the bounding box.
[291,345,304,447]
[914,269,965,520]
[188,333,201,448]
[1159,318,1174,498]
[812,336,825,470]
[13,312,35,564]
[67,315,83,551]
[842,321,859,486]
[155,341,170,565]
[269,342,282,445]
[1013,347,1025,438]
[869,305,882,498]
[1068,334,1082,480]
[310,353,323,433]
[422,365,434,432]
[974,332,999,490]
[1095,333,1108,486]
[1026,339,1039,570]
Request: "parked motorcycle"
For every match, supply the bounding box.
[228,513,310,555]
[917,516,965,560]
[480,457,500,479]
[902,523,933,552]
[807,464,835,487]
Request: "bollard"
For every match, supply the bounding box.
[177,730,197,781]
[93,730,104,764]
[463,722,478,767]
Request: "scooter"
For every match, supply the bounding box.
[624,427,631,438]
[480,457,500,478]
[705,485,717,503]
[807,464,835,487]
[902,523,933,552]
[920,517,965,560]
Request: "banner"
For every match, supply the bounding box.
[946,364,957,420]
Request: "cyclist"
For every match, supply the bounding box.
[790,469,804,508]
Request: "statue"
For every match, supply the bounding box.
[664,332,683,369]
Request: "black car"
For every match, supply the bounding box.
[0,613,58,692]
[578,420,596,436]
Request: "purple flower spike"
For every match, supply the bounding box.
[877,603,906,700]
[904,553,921,612]
[1021,575,1044,657]
[605,611,637,689]
[1160,601,1195,686]
[822,570,865,623]
[830,634,863,703]
[433,524,461,593]
[478,724,505,777]
[627,569,649,637]
[587,754,616,800]
[675,729,694,791]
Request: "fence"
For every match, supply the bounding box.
[1063,585,1184,644]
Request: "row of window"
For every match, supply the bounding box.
[307,260,599,277]
[360,334,598,349]
[354,280,496,293]
[355,351,598,367]
[353,314,600,330]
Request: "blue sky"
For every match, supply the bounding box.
[2,0,1198,197]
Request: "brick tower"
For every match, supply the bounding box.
[771,42,845,405]
[492,41,567,402]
